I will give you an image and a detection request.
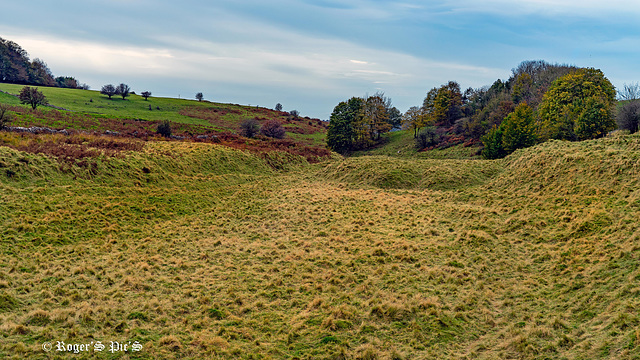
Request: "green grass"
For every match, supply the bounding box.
[353,129,482,159]
[2,93,640,358]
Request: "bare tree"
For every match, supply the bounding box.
[141,91,152,100]
[275,103,283,111]
[116,83,131,100]
[617,83,640,101]
[260,119,286,139]
[289,110,300,119]
[617,100,640,133]
[196,92,204,102]
[101,84,117,99]
[18,86,48,110]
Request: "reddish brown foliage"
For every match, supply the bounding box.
[4,107,331,165]
[197,132,331,163]
[0,132,144,167]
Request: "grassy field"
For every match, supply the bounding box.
[351,130,482,160]
[1,119,640,359]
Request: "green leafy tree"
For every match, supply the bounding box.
[575,97,616,140]
[18,86,48,109]
[501,102,537,153]
[327,97,363,154]
[481,124,505,159]
[537,68,616,141]
[511,73,533,104]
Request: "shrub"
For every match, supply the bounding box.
[415,127,439,150]
[482,124,506,159]
[157,121,172,138]
[239,118,260,138]
[260,119,286,139]
[0,104,13,129]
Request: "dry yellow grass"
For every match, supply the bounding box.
[1,133,640,359]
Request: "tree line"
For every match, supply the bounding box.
[0,37,88,89]
[327,60,633,159]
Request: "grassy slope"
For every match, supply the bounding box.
[352,129,481,160]
[1,129,640,359]
[0,83,326,146]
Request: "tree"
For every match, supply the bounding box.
[421,81,463,127]
[260,120,286,139]
[116,83,131,100]
[196,92,204,102]
[101,84,117,99]
[141,91,152,100]
[363,95,391,141]
[0,37,30,83]
[0,104,13,129]
[326,97,363,154]
[157,121,172,137]
[402,106,426,138]
[28,58,55,86]
[55,76,79,89]
[501,102,537,153]
[415,127,439,150]
[482,124,505,159]
[275,103,283,111]
[617,83,640,101]
[239,118,260,138]
[617,100,640,134]
[537,68,616,141]
[289,110,300,119]
[574,97,616,140]
[18,86,48,110]
[387,107,402,130]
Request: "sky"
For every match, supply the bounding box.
[2,0,640,119]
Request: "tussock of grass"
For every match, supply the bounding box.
[1,133,640,359]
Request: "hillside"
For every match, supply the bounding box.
[1,112,640,360]
[0,83,327,149]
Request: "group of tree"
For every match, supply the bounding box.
[326,60,626,158]
[1,37,87,89]
[400,61,619,158]
[326,93,401,153]
[481,66,616,158]
[100,83,131,100]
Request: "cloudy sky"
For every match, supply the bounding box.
[2,0,639,119]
